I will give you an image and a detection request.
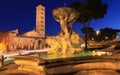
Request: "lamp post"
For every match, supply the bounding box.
[96,30,100,35]
[95,30,100,42]
[105,36,108,39]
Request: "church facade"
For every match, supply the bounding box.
[0,5,46,51]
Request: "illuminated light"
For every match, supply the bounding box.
[96,30,100,35]
[92,51,112,56]
[0,43,6,52]
[105,36,108,39]
[92,38,94,40]
[81,43,85,47]
[0,50,3,53]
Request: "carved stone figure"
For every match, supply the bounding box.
[46,7,83,56]
[52,7,79,37]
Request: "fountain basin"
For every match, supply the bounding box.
[10,52,120,75]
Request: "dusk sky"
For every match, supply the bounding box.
[0,0,120,36]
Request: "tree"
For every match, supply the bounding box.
[81,27,96,40]
[97,28,117,42]
[70,0,108,49]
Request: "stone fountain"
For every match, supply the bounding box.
[46,7,83,56]
[9,7,119,75]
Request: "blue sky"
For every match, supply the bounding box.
[0,0,120,36]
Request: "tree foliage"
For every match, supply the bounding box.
[70,0,108,25]
[70,0,108,49]
[97,28,117,41]
[88,28,118,42]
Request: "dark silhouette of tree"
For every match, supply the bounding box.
[114,29,120,32]
[70,0,108,49]
[81,27,96,40]
[97,28,117,42]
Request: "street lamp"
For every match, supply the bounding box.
[96,30,100,35]
[105,36,108,39]
[92,37,94,41]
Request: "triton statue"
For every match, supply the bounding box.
[46,7,83,56]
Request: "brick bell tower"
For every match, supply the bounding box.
[36,5,45,37]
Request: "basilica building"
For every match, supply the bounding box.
[0,5,46,51]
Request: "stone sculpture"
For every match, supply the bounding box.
[46,7,83,56]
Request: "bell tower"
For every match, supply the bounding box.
[36,5,45,37]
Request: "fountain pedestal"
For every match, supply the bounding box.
[11,54,120,75]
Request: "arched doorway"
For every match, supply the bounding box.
[38,40,41,49]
